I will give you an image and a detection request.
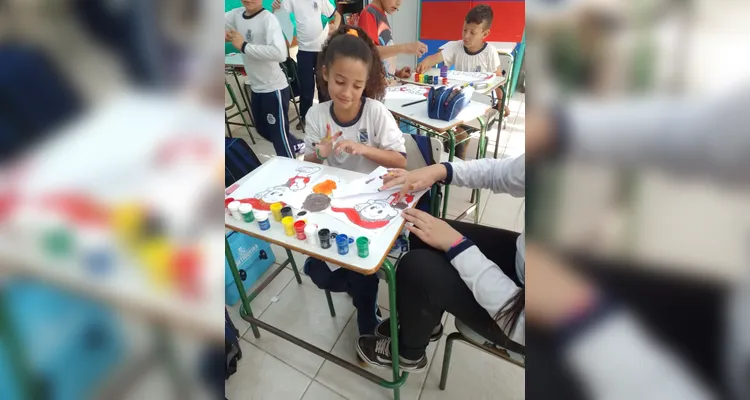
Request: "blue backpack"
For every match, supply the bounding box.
[225,137,262,187]
[427,86,474,121]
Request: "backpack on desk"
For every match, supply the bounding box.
[427,86,474,121]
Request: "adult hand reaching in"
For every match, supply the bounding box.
[380,164,447,202]
[401,208,463,252]
[405,41,428,57]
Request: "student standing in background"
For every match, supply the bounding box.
[225,0,304,157]
[273,0,341,132]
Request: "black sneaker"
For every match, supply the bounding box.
[356,335,427,373]
[375,318,442,342]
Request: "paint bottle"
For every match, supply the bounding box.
[442,77,448,85]
[255,211,270,231]
[293,220,307,240]
[270,203,283,221]
[414,73,421,83]
[296,211,308,223]
[356,236,369,258]
[433,76,438,85]
[335,234,350,255]
[440,65,448,78]
[318,228,331,249]
[224,197,235,214]
[305,223,318,245]
[228,201,243,222]
[424,75,431,84]
[239,203,254,223]
[280,206,293,219]
[281,216,295,236]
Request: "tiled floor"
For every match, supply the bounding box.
[225,89,525,400]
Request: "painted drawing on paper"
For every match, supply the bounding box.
[331,199,399,229]
[284,167,321,191]
[237,185,289,210]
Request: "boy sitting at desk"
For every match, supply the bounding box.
[415,5,510,160]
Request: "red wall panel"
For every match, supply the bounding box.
[420,1,524,43]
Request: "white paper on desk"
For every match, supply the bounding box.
[274,10,295,46]
[332,166,388,198]
[327,187,428,234]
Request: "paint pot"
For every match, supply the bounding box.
[293,220,306,240]
[239,203,254,223]
[335,234,350,255]
[228,201,243,221]
[281,216,295,236]
[440,65,448,77]
[305,223,318,245]
[433,76,438,85]
[296,210,308,223]
[356,236,369,258]
[280,206,293,220]
[224,197,235,213]
[255,211,270,231]
[270,203,283,221]
[318,228,331,249]
[424,75,430,84]
[414,73,421,82]
[442,77,448,85]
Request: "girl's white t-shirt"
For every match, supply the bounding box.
[304,98,406,173]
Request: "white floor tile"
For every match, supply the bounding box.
[227,267,295,337]
[245,274,355,377]
[479,193,525,232]
[420,335,524,400]
[226,341,312,400]
[301,382,348,400]
[314,311,438,400]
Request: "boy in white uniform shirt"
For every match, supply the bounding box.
[225,0,303,158]
[273,0,341,132]
[416,5,510,159]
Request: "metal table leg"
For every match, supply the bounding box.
[225,237,409,400]
[442,129,456,219]
[493,84,509,159]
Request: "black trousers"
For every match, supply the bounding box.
[396,220,524,360]
[296,50,326,122]
[249,87,301,158]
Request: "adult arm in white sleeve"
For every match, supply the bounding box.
[563,85,750,183]
[446,154,525,197]
[242,16,287,62]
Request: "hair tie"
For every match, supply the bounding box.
[346,28,359,37]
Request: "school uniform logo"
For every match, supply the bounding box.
[358,129,369,144]
[245,30,252,41]
[313,1,318,10]
[267,114,276,124]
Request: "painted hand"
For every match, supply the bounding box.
[315,124,342,159]
[334,139,365,156]
[380,164,447,202]
[401,208,462,252]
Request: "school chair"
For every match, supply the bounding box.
[225,80,256,144]
[279,57,303,128]
[439,318,525,390]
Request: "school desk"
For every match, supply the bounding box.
[225,157,412,400]
[225,53,255,132]
[384,87,492,222]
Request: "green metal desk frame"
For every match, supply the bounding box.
[397,115,488,223]
[225,237,410,400]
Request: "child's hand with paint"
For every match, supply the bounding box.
[315,123,342,159]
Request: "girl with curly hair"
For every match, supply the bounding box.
[303,25,406,174]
